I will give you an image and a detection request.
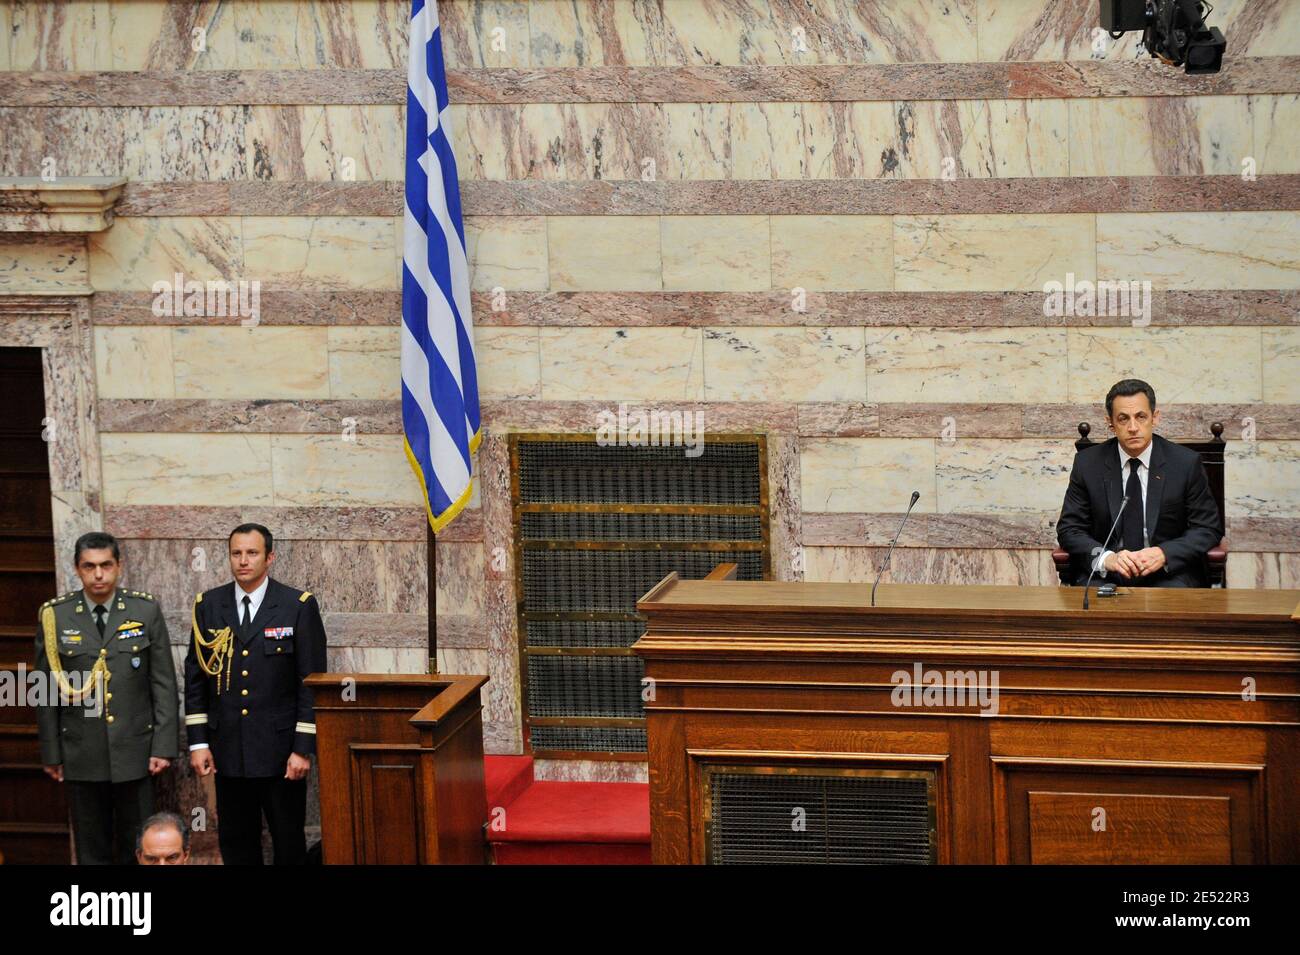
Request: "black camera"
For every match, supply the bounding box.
[1100,0,1226,74]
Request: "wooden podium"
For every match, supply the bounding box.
[634,572,1300,865]
[305,673,489,865]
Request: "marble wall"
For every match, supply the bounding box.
[4,1,1299,800]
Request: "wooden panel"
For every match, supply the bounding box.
[428,708,489,865]
[648,711,689,865]
[0,571,55,631]
[991,721,1268,763]
[684,716,950,756]
[993,759,1263,865]
[1266,727,1300,862]
[0,475,55,535]
[352,748,421,866]
[1027,792,1231,865]
[0,824,71,865]
[0,727,42,759]
[0,765,68,824]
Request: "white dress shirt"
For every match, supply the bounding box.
[189,576,271,752]
[1095,440,1153,576]
[235,575,271,626]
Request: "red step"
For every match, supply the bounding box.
[488,780,650,865]
[484,754,534,813]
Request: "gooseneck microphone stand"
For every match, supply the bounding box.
[1082,493,1130,610]
[871,491,920,608]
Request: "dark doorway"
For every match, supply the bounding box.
[0,347,70,863]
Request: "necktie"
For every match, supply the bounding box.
[241,595,252,635]
[94,605,107,638]
[1122,458,1144,552]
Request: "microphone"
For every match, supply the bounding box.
[872,491,920,608]
[1082,492,1129,610]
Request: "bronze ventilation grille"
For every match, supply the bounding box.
[704,765,937,865]
[510,434,769,758]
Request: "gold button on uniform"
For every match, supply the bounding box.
[131,645,138,651]
[241,689,248,696]
[100,649,108,657]
[106,715,114,724]
[241,709,249,716]
[241,670,249,677]
[242,649,249,657]
[276,647,283,653]
[106,693,113,701]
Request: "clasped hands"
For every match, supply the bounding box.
[1104,546,1166,579]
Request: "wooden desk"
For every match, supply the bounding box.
[634,577,1300,864]
[305,673,489,865]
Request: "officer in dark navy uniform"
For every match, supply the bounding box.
[34,531,178,865]
[184,523,327,865]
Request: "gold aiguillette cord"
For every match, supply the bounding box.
[191,594,234,694]
[41,605,110,716]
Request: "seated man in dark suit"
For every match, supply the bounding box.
[1057,378,1223,588]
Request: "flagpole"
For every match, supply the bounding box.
[428,522,437,672]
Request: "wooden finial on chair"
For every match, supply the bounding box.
[1075,422,1094,451]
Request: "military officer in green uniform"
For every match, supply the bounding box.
[34,532,179,865]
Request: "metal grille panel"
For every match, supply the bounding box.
[513,435,768,756]
[528,726,648,753]
[517,441,761,504]
[521,549,763,614]
[526,655,646,718]
[525,619,644,649]
[521,511,762,542]
[708,769,935,865]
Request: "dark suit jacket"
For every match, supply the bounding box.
[184,578,327,777]
[1056,434,1223,587]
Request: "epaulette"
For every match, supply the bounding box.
[299,591,312,603]
[127,589,155,601]
[40,591,78,611]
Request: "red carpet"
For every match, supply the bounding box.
[484,754,535,812]
[483,757,650,865]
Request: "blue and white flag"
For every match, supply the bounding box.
[402,0,481,532]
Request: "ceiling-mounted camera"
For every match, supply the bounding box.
[1101,0,1227,74]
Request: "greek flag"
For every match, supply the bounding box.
[402,0,481,532]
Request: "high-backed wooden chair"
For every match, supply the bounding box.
[1052,422,1228,587]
